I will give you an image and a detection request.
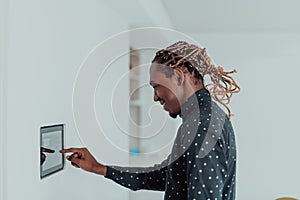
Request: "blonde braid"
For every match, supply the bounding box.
[196,46,240,119]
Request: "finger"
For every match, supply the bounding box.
[66,155,80,168]
[71,162,80,168]
[60,148,84,154]
[66,153,80,161]
[73,153,82,159]
[41,154,46,165]
[42,147,55,153]
[69,156,81,168]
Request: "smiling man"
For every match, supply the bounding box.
[149,62,203,119]
[61,41,240,200]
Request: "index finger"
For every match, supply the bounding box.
[41,147,55,153]
[60,148,84,154]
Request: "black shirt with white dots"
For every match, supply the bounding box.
[105,88,236,200]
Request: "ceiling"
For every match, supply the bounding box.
[162,0,300,32]
[106,0,300,33]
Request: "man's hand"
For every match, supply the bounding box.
[40,147,55,165]
[60,148,107,176]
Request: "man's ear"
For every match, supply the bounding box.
[174,68,185,86]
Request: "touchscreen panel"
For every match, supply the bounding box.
[40,124,64,178]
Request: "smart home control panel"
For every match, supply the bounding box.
[40,124,64,178]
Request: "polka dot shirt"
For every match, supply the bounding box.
[105,88,237,200]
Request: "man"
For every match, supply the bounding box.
[61,41,240,199]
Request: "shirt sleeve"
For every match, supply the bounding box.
[103,125,185,192]
[104,158,169,191]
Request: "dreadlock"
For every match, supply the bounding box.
[152,41,240,119]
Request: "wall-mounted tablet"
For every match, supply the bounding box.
[40,124,64,178]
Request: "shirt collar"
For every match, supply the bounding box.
[180,88,211,121]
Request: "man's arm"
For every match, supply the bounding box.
[60,148,168,191]
[104,162,168,191]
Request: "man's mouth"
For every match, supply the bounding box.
[159,98,167,110]
[162,102,167,110]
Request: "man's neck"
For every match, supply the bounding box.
[182,82,204,104]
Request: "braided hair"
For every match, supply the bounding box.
[152,41,240,119]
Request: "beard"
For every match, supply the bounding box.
[169,111,180,119]
[164,103,181,119]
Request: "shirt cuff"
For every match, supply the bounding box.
[104,166,118,180]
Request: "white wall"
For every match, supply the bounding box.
[0,0,8,199]
[4,0,131,200]
[189,32,300,199]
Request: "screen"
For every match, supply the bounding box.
[40,124,64,178]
